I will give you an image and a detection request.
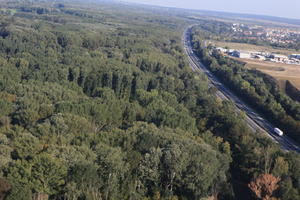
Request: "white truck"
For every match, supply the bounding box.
[274,128,283,136]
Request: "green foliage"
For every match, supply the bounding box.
[31,154,67,195]
[0,1,299,200]
[6,182,32,200]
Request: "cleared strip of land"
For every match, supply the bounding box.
[210,40,299,56]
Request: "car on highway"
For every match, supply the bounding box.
[274,128,284,136]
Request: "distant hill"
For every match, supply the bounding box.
[190,10,300,26]
[29,0,300,26]
[118,1,300,26]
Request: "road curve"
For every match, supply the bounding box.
[183,26,300,153]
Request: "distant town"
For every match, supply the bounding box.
[231,23,300,45]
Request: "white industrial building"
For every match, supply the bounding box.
[214,45,300,65]
[231,50,251,59]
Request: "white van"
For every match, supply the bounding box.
[274,128,283,136]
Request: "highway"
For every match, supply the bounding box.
[183,26,300,153]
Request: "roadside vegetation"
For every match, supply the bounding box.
[192,25,300,199]
[192,26,300,143]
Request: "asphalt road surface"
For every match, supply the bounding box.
[183,26,300,153]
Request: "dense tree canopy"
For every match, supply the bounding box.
[0,1,299,200]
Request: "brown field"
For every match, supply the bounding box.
[233,57,300,90]
[210,40,299,56]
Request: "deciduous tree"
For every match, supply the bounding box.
[248,174,280,200]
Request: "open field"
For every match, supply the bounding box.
[233,57,300,90]
[210,40,299,56]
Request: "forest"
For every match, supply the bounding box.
[0,1,300,200]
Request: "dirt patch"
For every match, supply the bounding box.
[247,64,285,72]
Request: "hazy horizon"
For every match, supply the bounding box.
[122,0,300,20]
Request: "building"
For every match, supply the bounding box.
[231,50,251,59]
[216,47,227,53]
[290,54,300,60]
[254,55,265,60]
[270,54,288,62]
[227,49,235,54]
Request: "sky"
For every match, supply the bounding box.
[122,0,300,20]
